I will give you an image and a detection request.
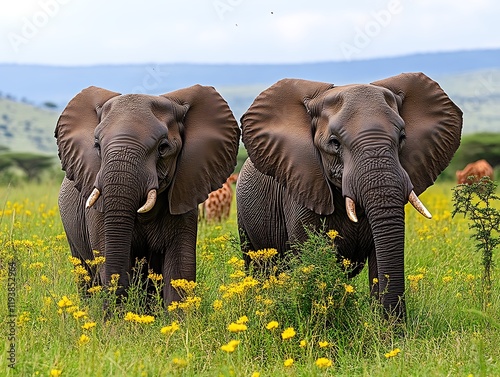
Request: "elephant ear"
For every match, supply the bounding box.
[372,72,463,195]
[162,85,240,215]
[55,86,121,198]
[241,78,335,215]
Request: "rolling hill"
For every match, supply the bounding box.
[1,49,500,155]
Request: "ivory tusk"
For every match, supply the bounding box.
[345,196,358,223]
[408,190,432,219]
[137,189,157,213]
[86,188,100,209]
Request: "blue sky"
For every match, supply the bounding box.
[1,0,499,65]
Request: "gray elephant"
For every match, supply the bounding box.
[236,73,462,319]
[55,85,240,306]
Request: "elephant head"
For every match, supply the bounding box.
[55,85,240,296]
[241,72,462,318]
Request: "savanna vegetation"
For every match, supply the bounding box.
[0,177,499,376]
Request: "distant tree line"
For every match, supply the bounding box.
[0,147,60,184]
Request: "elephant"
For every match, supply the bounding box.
[55,85,240,306]
[456,159,494,184]
[236,72,463,319]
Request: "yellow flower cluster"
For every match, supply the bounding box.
[266,321,279,330]
[85,256,106,267]
[219,276,259,299]
[408,273,424,290]
[124,312,155,324]
[167,296,201,313]
[227,316,249,333]
[281,327,296,340]
[170,279,198,295]
[220,339,240,353]
[161,321,180,335]
[148,272,163,282]
[327,229,339,240]
[315,357,333,368]
[344,284,355,293]
[385,348,401,358]
[246,248,278,261]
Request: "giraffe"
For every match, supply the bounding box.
[200,173,239,222]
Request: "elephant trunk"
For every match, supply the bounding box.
[100,150,147,297]
[344,149,411,319]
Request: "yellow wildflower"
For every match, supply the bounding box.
[315,357,333,368]
[82,322,96,330]
[327,229,339,240]
[385,348,401,358]
[86,256,106,266]
[246,248,278,261]
[17,311,30,326]
[72,310,87,320]
[220,340,240,353]
[68,256,81,266]
[284,358,294,367]
[251,372,260,377]
[318,341,329,348]
[124,312,155,324]
[281,327,296,340]
[213,300,223,311]
[170,279,197,293]
[230,270,246,279]
[78,334,90,345]
[299,339,307,348]
[160,321,180,335]
[342,258,351,268]
[172,357,187,368]
[442,276,453,283]
[227,322,248,333]
[58,296,73,308]
[344,284,355,293]
[50,369,62,377]
[266,321,279,330]
[236,315,248,324]
[87,286,102,294]
[29,262,44,269]
[227,256,245,269]
[372,278,379,284]
[41,275,49,283]
[167,296,201,312]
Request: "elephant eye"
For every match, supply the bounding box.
[94,139,101,157]
[328,135,341,150]
[399,131,406,148]
[158,140,170,157]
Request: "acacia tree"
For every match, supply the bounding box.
[453,177,500,307]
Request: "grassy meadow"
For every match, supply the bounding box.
[0,180,499,376]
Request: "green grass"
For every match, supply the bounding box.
[0,181,499,376]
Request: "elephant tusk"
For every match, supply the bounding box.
[408,190,432,219]
[137,189,157,213]
[86,188,100,209]
[345,196,358,223]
